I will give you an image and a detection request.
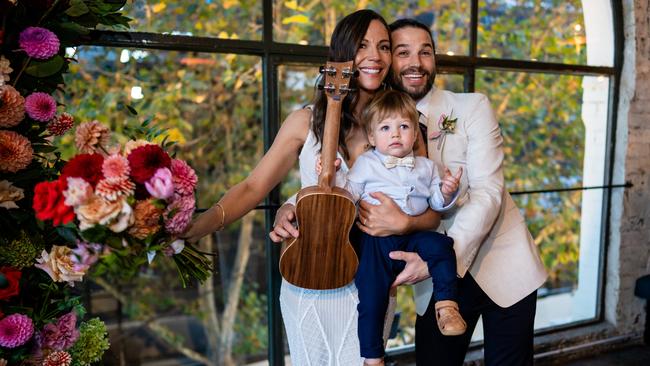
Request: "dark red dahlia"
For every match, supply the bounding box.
[59,153,105,188]
[127,145,171,184]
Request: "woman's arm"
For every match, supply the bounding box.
[182,109,311,243]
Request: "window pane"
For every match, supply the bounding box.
[64,47,268,363]
[478,0,613,66]
[476,70,610,330]
[120,0,263,40]
[274,1,469,55]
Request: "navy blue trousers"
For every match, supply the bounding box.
[415,274,537,366]
[355,231,457,358]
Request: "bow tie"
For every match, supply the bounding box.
[383,155,415,169]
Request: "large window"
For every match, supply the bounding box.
[69,0,620,364]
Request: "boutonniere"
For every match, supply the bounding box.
[428,111,458,150]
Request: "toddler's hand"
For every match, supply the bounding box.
[315,155,341,176]
[441,166,463,197]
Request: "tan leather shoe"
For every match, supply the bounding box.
[435,300,467,336]
[363,361,385,366]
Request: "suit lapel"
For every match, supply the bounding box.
[419,88,451,169]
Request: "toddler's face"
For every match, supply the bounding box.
[368,114,417,158]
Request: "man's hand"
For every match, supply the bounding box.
[389,251,431,288]
[269,203,299,242]
[357,192,410,237]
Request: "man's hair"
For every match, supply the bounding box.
[388,18,436,55]
[361,90,419,135]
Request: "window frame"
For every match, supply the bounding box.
[80,0,624,364]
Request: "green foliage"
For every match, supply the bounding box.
[233,284,268,358]
[69,318,111,366]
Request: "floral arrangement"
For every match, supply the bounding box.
[428,111,458,150]
[33,125,212,288]
[0,1,210,364]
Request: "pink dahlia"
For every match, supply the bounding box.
[0,85,25,128]
[102,154,130,180]
[25,92,57,122]
[47,113,74,136]
[19,27,60,60]
[0,313,34,348]
[43,351,72,366]
[170,159,197,195]
[95,177,135,202]
[0,130,33,173]
[164,194,196,235]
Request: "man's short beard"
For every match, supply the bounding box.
[390,68,435,101]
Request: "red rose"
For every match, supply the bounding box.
[60,153,104,188]
[0,267,21,301]
[128,145,171,184]
[32,180,74,225]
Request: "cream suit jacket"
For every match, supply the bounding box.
[413,87,548,313]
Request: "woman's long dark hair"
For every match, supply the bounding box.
[311,9,389,160]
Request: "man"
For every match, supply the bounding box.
[386,18,548,365]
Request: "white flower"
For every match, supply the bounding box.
[107,199,134,233]
[63,177,92,207]
[0,180,24,209]
[35,246,87,286]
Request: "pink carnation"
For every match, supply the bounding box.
[40,312,79,351]
[47,113,74,136]
[145,167,174,199]
[170,159,198,195]
[164,194,196,235]
[25,92,57,122]
[102,154,130,180]
[0,313,34,348]
[19,27,60,60]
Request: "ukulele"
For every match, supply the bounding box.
[279,61,358,290]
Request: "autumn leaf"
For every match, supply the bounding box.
[282,14,310,25]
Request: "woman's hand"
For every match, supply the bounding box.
[180,207,220,243]
[357,192,410,237]
[269,203,299,242]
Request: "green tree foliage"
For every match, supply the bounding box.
[476,0,588,289]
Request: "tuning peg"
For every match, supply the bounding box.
[341,68,358,78]
[339,84,355,94]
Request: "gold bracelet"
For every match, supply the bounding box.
[215,203,226,231]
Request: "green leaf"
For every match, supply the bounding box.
[126,104,138,115]
[80,226,108,243]
[65,0,90,17]
[32,144,58,153]
[56,226,78,244]
[59,21,91,36]
[25,56,65,78]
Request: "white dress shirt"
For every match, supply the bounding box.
[344,149,456,215]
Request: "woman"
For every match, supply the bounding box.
[182,10,439,365]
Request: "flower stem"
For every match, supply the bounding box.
[11,56,31,87]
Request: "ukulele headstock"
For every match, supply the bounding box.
[318,61,356,101]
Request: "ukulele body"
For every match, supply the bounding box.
[279,186,358,290]
[278,60,358,290]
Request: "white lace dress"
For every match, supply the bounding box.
[280,126,395,366]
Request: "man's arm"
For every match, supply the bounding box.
[450,94,505,277]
